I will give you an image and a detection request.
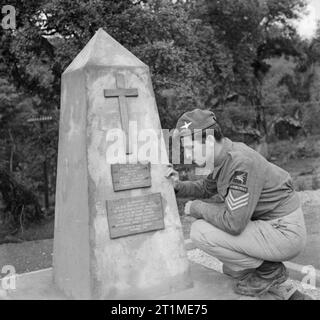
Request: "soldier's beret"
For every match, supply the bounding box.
[175,109,217,138]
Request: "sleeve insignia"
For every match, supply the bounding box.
[229,184,248,193]
[226,190,249,211]
[232,171,248,186]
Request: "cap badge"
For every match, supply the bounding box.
[181,121,192,129]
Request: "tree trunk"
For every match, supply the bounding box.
[8,129,15,173]
[43,157,49,210]
[40,122,49,210]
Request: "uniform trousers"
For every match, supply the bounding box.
[190,207,307,272]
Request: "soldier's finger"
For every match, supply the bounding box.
[165,168,174,178]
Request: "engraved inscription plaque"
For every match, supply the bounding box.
[111,162,151,191]
[106,193,164,239]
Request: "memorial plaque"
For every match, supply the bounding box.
[106,193,164,239]
[111,162,151,191]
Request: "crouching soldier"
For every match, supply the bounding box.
[166,109,311,299]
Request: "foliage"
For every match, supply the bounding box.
[192,0,308,135]
[0,166,44,232]
[0,0,319,227]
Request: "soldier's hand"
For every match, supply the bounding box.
[165,164,180,190]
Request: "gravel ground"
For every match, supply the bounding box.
[188,248,320,300]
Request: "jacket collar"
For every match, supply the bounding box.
[212,137,233,178]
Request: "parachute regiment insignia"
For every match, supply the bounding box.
[232,171,248,185]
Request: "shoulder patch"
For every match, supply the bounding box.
[232,171,248,185]
[229,184,248,193]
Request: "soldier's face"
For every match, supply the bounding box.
[192,140,207,167]
[182,137,214,168]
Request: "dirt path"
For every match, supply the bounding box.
[0,239,52,276]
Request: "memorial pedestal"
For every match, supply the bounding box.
[53,28,191,299]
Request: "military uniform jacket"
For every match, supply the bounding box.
[176,138,300,235]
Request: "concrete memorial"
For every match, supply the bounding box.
[53,28,191,299]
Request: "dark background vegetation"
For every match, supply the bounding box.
[1,0,320,237]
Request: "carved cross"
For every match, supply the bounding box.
[104,73,138,154]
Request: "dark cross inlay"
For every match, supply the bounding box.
[104,73,138,154]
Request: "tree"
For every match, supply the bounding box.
[191,0,307,136]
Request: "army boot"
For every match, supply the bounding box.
[234,261,288,297]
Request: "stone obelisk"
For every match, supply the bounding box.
[53,28,191,299]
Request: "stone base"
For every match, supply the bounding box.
[1,268,67,300]
[1,263,283,300]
